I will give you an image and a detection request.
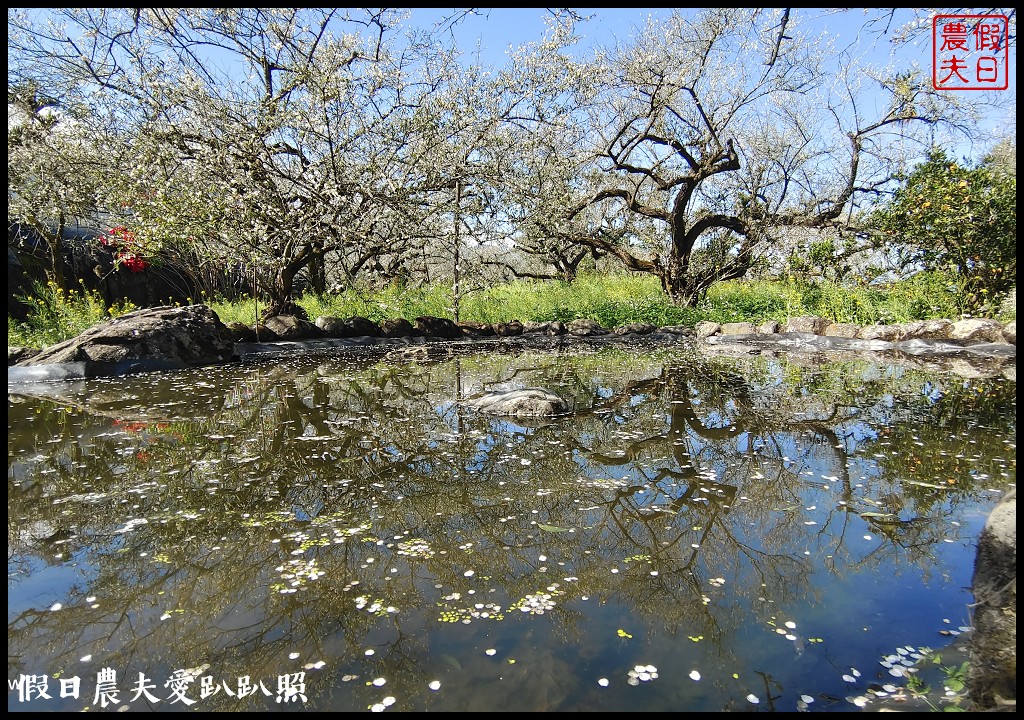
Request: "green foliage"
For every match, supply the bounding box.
[702,279,796,323]
[8,279,136,347]
[284,274,699,328]
[9,272,1012,349]
[872,147,1016,314]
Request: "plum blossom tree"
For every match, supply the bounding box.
[514,8,976,305]
[9,8,463,316]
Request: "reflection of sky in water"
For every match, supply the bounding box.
[7,346,1015,712]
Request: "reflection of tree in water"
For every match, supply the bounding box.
[7,346,1016,710]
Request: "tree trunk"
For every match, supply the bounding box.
[262,263,299,318]
[452,179,462,323]
[307,249,326,295]
[661,248,704,308]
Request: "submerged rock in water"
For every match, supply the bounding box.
[966,489,1016,711]
[464,388,570,417]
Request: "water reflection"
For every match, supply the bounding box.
[8,344,1016,712]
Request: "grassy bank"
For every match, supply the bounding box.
[8,271,1015,349]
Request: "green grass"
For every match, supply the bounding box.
[8,271,1014,349]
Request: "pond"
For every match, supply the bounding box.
[7,340,1016,712]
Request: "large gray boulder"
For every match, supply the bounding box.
[263,314,322,340]
[13,304,236,369]
[952,318,1008,344]
[966,489,1016,710]
[464,388,570,417]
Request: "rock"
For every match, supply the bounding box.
[251,322,279,341]
[1002,320,1015,345]
[661,324,695,336]
[952,318,1006,344]
[524,320,567,335]
[755,320,780,335]
[458,321,495,337]
[225,321,258,342]
[966,489,1016,710]
[899,319,954,340]
[695,321,721,340]
[415,315,461,339]
[567,318,607,336]
[316,315,381,338]
[614,323,658,335]
[13,304,236,369]
[784,315,830,334]
[719,322,756,336]
[263,314,322,340]
[464,388,570,417]
[492,320,524,336]
[380,318,416,337]
[823,322,860,338]
[857,324,902,341]
[8,346,39,365]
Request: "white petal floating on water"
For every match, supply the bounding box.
[49,603,62,612]
[372,678,387,687]
[370,703,385,712]
[382,697,396,707]
[289,652,300,660]
[800,695,814,704]
[464,570,475,577]
[851,668,861,677]
[485,649,497,656]
[598,678,609,687]
[842,674,857,683]
[80,655,92,662]
[747,694,760,704]
[428,681,441,691]
[689,670,701,681]
[365,649,375,656]
[785,621,797,629]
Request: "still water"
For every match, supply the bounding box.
[8,341,1016,712]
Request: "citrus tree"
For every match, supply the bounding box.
[871,147,1016,313]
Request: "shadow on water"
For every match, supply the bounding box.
[7,343,1016,712]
